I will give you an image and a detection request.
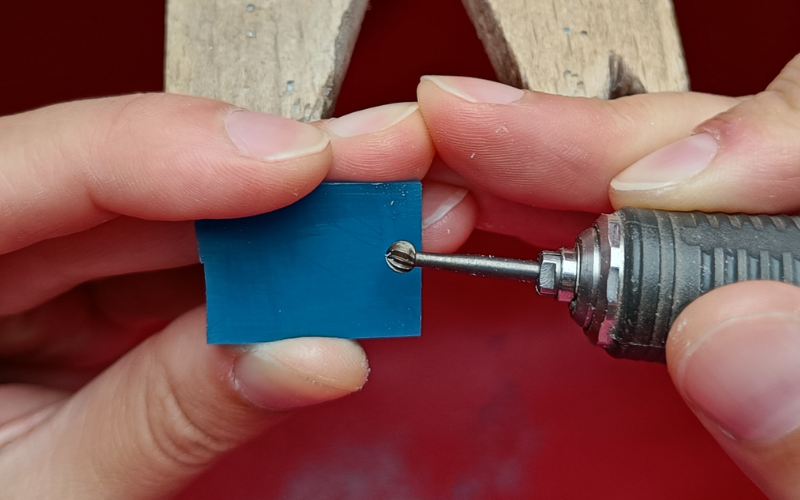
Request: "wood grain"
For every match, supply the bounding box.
[165,0,368,120]
[461,0,689,97]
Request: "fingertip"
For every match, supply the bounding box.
[416,78,443,108]
[665,282,800,496]
[608,86,800,214]
[323,102,418,138]
[421,181,477,253]
[668,282,800,443]
[225,108,330,160]
[607,132,723,211]
[667,282,800,368]
[233,337,369,412]
[419,75,525,105]
[321,103,435,181]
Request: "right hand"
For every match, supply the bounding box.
[416,54,800,499]
[0,93,468,499]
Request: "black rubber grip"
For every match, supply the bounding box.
[606,208,800,362]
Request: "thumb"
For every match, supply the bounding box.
[667,281,800,499]
[0,307,368,500]
[610,53,800,213]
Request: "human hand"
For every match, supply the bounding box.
[417,54,800,498]
[0,94,464,499]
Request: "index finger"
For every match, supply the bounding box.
[0,95,440,313]
[0,94,330,254]
[416,76,739,213]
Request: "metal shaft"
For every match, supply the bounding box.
[385,241,541,283]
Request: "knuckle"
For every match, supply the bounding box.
[706,55,800,135]
[87,93,208,154]
[142,366,231,471]
[76,94,160,180]
[75,93,230,210]
[89,93,166,149]
[765,53,800,111]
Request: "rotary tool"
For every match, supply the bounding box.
[385,207,800,362]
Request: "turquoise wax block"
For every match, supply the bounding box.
[195,182,422,344]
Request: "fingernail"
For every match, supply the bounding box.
[232,337,368,411]
[225,109,329,160]
[324,102,419,137]
[610,133,718,191]
[677,313,800,442]
[421,75,525,104]
[422,184,469,229]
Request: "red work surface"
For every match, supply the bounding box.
[4,0,800,498]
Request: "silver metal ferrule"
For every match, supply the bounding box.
[536,248,578,302]
[569,212,625,347]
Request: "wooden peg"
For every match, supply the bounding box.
[165,0,369,120]
[462,0,689,98]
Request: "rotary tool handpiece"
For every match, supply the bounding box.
[386,208,800,363]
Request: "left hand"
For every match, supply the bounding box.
[0,94,462,499]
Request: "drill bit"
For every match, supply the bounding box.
[385,241,541,283]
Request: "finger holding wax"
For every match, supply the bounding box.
[0,94,444,500]
[322,102,434,181]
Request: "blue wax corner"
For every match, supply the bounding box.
[195,182,422,344]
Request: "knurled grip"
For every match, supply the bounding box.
[605,208,800,362]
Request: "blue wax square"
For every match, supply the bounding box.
[195,182,422,344]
